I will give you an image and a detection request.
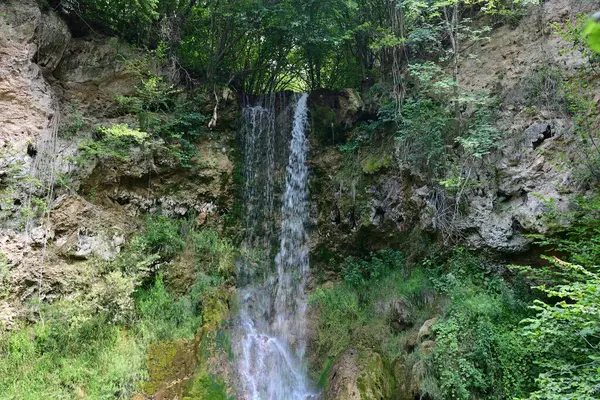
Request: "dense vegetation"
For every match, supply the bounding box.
[46,0,535,93]
[3,0,600,399]
[0,217,235,399]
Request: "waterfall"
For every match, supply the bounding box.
[236,93,316,400]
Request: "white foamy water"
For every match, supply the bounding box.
[236,93,316,400]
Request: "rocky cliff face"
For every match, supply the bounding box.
[0,0,237,327]
[307,0,597,269]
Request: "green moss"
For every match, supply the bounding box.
[141,340,188,395]
[184,375,233,400]
[201,289,229,329]
[361,154,392,174]
[356,351,392,400]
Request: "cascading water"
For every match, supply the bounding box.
[235,93,316,400]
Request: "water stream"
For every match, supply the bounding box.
[236,93,316,400]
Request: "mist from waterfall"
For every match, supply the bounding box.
[235,93,315,400]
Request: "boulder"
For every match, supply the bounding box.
[418,318,438,341]
[376,298,412,332]
[326,349,392,400]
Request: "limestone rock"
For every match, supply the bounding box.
[419,340,436,356]
[326,349,392,400]
[418,318,437,341]
[0,0,56,146]
[36,11,71,72]
[338,89,364,129]
[376,298,412,332]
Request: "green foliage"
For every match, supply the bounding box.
[52,0,161,43]
[511,191,600,399]
[0,253,10,301]
[135,273,220,342]
[552,14,600,65]
[311,256,434,380]
[116,76,209,168]
[0,214,230,400]
[191,229,237,279]
[78,124,149,162]
[428,248,533,399]
[133,215,186,260]
[562,75,600,185]
[457,107,501,158]
[0,301,145,399]
[397,96,451,177]
[50,0,529,92]
[523,194,600,278]
[60,102,85,139]
[523,65,567,112]
[341,250,403,295]
[184,375,234,400]
[517,258,600,400]
[584,17,600,54]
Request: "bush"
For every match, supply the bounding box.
[191,230,237,279]
[0,214,229,399]
[512,195,600,399]
[135,273,220,342]
[427,248,533,399]
[518,259,600,400]
[311,256,433,382]
[523,65,567,112]
[134,215,186,260]
[0,301,145,399]
[341,250,403,295]
[78,124,149,162]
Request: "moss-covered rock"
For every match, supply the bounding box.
[326,349,392,400]
[182,286,235,399]
[140,339,197,398]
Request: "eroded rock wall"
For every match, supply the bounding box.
[0,0,237,329]
[308,0,599,267]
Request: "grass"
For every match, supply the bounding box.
[0,217,232,399]
[0,272,220,399]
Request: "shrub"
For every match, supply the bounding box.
[78,124,149,162]
[0,301,145,399]
[191,230,237,279]
[133,215,185,260]
[427,249,533,399]
[523,65,567,112]
[512,194,600,399]
[341,250,403,296]
[517,259,600,400]
[134,274,218,342]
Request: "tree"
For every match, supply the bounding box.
[518,258,600,400]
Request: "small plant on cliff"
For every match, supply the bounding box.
[342,250,403,298]
[0,253,9,300]
[78,124,149,162]
[133,215,186,261]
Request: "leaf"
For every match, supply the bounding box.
[583,18,600,54]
